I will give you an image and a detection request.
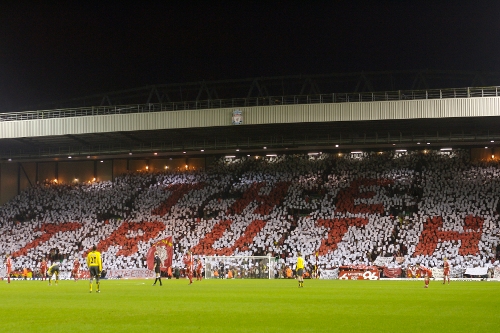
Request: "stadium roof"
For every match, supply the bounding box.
[0,115,498,162]
[2,78,500,161]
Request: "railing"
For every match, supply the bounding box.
[0,86,499,122]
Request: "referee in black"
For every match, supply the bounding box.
[152,251,162,286]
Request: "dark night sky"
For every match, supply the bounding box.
[1,1,499,111]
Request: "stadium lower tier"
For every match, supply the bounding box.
[1,150,499,274]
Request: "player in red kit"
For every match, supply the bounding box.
[5,254,12,284]
[183,251,193,285]
[196,259,203,281]
[442,257,450,284]
[419,263,432,288]
[40,259,48,281]
[72,258,81,281]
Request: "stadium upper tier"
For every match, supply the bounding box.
[1,86,500,122]
[0,150,499,273]
[1,85,500,161]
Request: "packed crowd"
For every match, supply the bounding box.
[1,150,500,276]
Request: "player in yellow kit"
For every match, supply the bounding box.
[47,262,60,286]
[296,251,305,288]
[86,245,102,293]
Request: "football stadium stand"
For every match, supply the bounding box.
[1,150,499,278]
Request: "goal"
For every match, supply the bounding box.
[204,255,275,279]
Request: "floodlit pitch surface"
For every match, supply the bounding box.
[1,279,499,332]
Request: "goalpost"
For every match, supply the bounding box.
[204,255,275,279]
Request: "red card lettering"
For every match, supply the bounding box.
[152,183,205,216]
[191,219,267,256]
[12,222,82,257]
[335,179,392,214]
[316,218,369,255]
[95,221,165,256]
[229,182,290,215]
[414,215,484,256]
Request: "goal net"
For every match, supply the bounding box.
[204,255,275,279]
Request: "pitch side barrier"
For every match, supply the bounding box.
[319,267,499,281]
[5,269,498,281]
[3,269,155,281]
[378,278,499,282]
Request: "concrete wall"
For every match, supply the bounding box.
[19,162,36,190]
[113,159,128,176]
[0,162,18,205]
[38,162,57,183]
[58,161,94,184]
[97,160,113,182]
[470,147,500,162]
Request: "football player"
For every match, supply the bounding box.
[72,258,81,282]
[86,245,102,293]
[47,262,60,286]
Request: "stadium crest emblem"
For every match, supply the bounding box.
[146,236,173,272]
[156,246,168,267]
[232,109,243,125]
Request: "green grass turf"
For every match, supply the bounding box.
[1,278,499,332]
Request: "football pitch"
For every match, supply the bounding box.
[1,278,499,332]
